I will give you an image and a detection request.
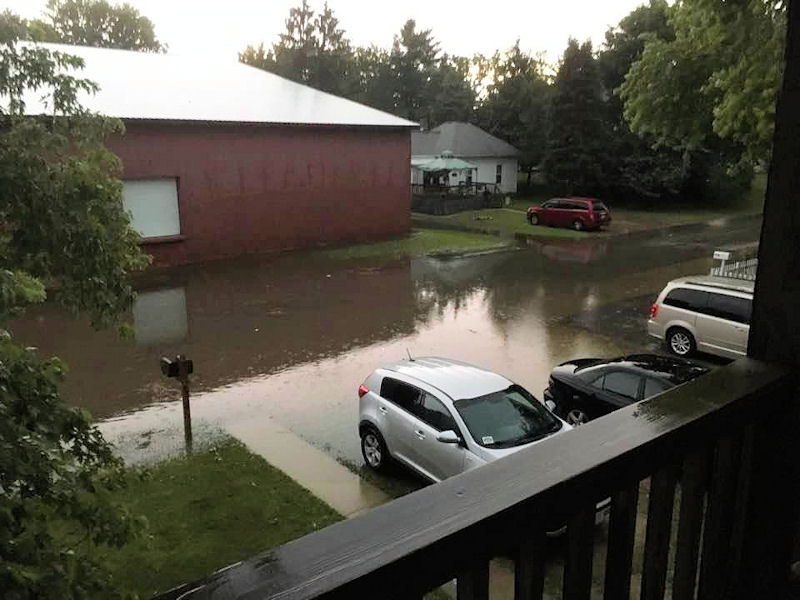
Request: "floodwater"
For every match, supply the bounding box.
[10,217,760,476]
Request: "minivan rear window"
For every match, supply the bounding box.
[663,288,709,312]
[707,293,752,324]
[564,200,587,210]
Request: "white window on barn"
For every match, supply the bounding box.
[122,178,181,239]
[496,164,502,184]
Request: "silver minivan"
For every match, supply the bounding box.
[647,276,753,359]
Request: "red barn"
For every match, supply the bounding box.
[32,44,417,267]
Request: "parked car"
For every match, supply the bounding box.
[544,354,709,426]
[647,276,754,359]
[358,357,570,483]
[526,197,611,231]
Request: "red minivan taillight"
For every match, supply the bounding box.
[358,384,369,398]
[650,303,659,318]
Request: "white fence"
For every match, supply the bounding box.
[710,257,758,281]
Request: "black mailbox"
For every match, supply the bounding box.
[160,356,193,378]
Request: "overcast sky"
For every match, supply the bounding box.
[2,0,645,65]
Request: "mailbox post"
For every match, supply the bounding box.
[160,355,194,452]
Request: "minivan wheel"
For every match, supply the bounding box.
[361,427,389,471]
[529,213,539,225]
[667,328,696,356]
[572,219,584,231]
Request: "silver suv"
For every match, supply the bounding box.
[358,357,569,482]
[648,276,753,360]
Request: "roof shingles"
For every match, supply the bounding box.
[411,122,519,158]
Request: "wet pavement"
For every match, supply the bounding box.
[10,216,760,500]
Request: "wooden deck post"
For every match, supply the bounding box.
[749,3,800,362]
[742,2,800,597]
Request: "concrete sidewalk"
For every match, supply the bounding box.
[226,418,389,518]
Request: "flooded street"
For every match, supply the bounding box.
[10,217,760,478]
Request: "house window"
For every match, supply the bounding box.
[496,164,502,184]
[122,178,181,239]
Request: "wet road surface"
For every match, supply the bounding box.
[11,216,759,479]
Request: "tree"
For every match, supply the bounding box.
[427,54,476,126]
[240,1,356,97]
[620,0,786,164]
[544,39,610,195]
[0,15,148,598]
[390,19,440,124]
[30,0,165,52]
[349,45,395,113]
[596,0,685,201]
[476,42,551,187]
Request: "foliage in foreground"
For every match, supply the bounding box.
[0,21,149,599]
[0,337,143,599]
[621,0,786,165]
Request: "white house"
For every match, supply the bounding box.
[411,122,520,194]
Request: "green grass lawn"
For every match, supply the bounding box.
[106,438,341,599]
[321,227,511,260]
[413,208,586,239]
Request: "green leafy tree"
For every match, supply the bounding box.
[30,0,165,52]
[596,0,685,201]
[427,54,476,126]
[349,45,396,113]
[0,16,148,598]
[390,19,440,124]
[476,42,552,187]
[620,0,786,164]
[544,39,610,194]
[240,1,356,96]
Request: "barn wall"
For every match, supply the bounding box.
[108,122,412,267]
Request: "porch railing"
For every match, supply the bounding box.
[411,183,501,196]
[164,358,796,600]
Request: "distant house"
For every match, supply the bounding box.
[24,44,417,267]
[411,122,520,194]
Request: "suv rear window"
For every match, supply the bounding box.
[707,293,752,324]
[380,377,421,411]
[663,288,709,312]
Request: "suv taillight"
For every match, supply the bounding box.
[650,303,659,318]
[358,384,369,398]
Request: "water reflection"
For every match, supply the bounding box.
[133,287,188,345]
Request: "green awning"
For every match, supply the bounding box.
[417,151,477,172]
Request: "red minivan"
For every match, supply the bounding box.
[526,197,611,231]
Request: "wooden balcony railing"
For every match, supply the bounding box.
[162,358,797,600]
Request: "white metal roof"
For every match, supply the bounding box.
[21,43,418,128]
